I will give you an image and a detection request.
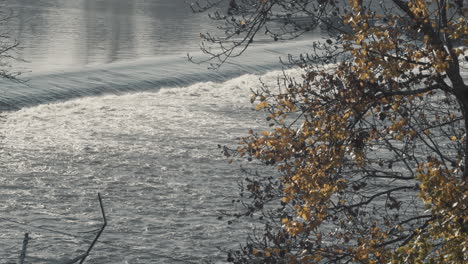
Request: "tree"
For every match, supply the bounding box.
[0,8,20,81]
[194,0,467,263]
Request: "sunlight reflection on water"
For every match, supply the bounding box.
[6,0,220,71]
[0,70,303,263]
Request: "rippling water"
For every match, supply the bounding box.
[1,71,303,263]
[0,1,320,263]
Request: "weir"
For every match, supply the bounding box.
[0,39,317,111]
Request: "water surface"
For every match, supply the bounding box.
[0,1,321,263]
[6,0,221,71]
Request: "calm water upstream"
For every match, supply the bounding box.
[7,0,219,71]
[0,0,322,263]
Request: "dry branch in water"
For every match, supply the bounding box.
[18,233,29,264]
[78,193,107,264]
[14,194,107,264]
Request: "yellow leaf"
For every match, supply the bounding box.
[256,101,269,111]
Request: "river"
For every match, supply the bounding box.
[0,1,321,263]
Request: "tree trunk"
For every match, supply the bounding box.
[446,63,467,181]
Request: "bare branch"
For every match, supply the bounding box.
[78,193,107,264]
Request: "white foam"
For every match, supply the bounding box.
[0,68,304,263]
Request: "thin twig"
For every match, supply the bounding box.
[78,193,107,264]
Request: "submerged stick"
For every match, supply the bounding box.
[18,233,29,264]
[63,253,88,264]
[78,193,107,264]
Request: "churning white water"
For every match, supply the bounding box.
[0,69,304,263]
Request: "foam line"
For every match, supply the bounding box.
[0,40,316,111]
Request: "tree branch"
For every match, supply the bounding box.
[78,193,107,264]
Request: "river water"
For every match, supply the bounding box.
[0,1,321,263]
[6,0,217,71]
